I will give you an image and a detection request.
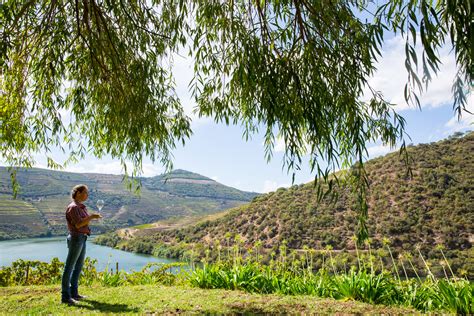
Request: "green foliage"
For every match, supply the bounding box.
[0,258,63,286]
[188,247,473,313]
[434,279,474,314]
[80,257,98,286]
[1,1,470,216]
[376,0,472,117]
[98,269,126,287]
[94,232,122,248]
[0,258,186,288]
[332,269,395,304]
[95,261,187,287]
[1,0,190,177]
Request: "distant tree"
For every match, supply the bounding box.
[1,0,471,240]
[450,131,465,139]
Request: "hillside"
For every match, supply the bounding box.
[98,132,474,277]
[142,169,257,201]
[0,168,259,239]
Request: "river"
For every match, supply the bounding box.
[0,236,180,272]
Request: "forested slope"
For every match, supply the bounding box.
[99,132,473,277]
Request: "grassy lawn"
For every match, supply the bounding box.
[0,284,416,314]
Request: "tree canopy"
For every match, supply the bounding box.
[0,0,472,239]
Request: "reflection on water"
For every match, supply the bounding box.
[0,236,180,272]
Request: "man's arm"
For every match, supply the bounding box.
[75,214,101,228]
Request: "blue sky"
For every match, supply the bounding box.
[9,34,474,193]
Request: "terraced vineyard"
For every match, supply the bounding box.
[30,198,69,235]
[0,169,259,239]
[0,195,49,239]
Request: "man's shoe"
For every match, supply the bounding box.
[61,298,78,305]
[72,294,87,300]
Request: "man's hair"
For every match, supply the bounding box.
[71,184,88,199]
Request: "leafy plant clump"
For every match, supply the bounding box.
[189,246,473,314]
[0,257,186,288]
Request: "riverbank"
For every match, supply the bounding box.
[0,236,179,272]
[0,284,415,314]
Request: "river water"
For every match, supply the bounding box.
[0,236,180,272]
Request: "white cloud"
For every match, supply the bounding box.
[211,176,219,181]
[444,96,474,134]
[272,136,311,154]
[58,108,74,125]
[260,136,286,154]
[63,161,123,174]
[262,180,291,193]
[59,161,164,177]
[366,35,458,111]
[274,137,286,153]
[366,144,396,159]
[141,163,165,177]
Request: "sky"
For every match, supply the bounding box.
[7,34,474,194]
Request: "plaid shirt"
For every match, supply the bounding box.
[65,201,91,236]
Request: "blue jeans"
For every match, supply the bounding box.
[61,234,87,300]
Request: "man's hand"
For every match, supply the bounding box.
[75,213,103,228]
[90,213,102,220]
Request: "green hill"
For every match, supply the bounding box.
[98,132,473,277]
[142,169,257,201]
[0,168,259,239]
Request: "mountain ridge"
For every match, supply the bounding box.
[0,167,259,239]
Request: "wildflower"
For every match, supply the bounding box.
[365,238,373,246]
[435,244,445,251]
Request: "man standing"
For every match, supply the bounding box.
[61,184,101,305]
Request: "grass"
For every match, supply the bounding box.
[0,284,415,314]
